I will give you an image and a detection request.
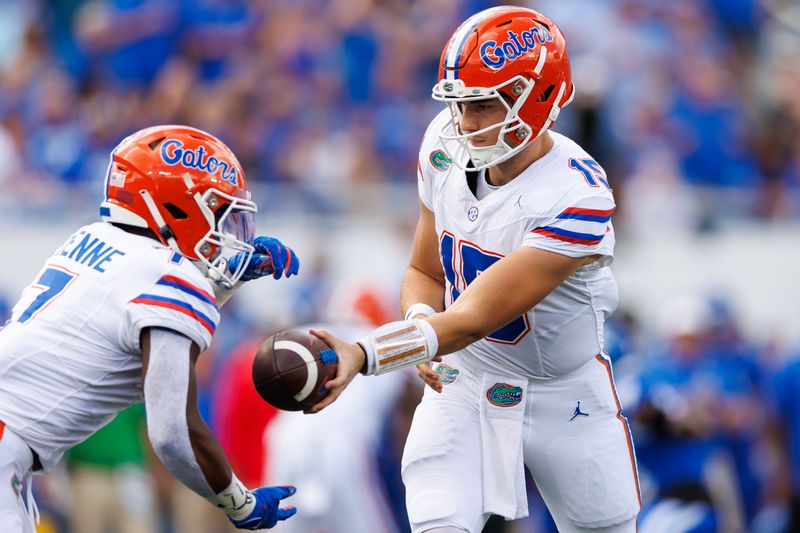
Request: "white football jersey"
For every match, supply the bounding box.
[418,109,619,378]
[0,222,220,471]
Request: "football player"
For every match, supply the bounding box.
[308,7,641,533]
[0,126,300,532]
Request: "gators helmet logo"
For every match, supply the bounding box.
[160,139,239,186]
[479,23,553,70]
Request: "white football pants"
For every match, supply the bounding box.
[402,354,641,533]
[0,423,37,533]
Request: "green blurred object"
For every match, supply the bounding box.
[67,404,147,467]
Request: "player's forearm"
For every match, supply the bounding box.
[430,246,587,355]
[425,278,544,356]
[144,330,229,498]
[144,329,256,519]
[186,405,233,492]
[151,413,253,518]
[179,337,234,493]
[425,306,485,355]
[421,263,531,355]
[400,264,445,316]
[148,417,224,497]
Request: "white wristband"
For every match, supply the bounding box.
[403,303,437,321]
[210,473,255,520]
[358,319,439,376]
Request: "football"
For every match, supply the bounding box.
[252,329,339,411]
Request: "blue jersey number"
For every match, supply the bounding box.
[17,267,77,323]
[440,233,529,344]
[569,158,611,190]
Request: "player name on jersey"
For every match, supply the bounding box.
[56,230,126,273]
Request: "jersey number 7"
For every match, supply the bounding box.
[440,232,530,344]
[17,266,78,323]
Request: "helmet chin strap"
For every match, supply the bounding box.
[194,257,229,287]
[139,189,181,253]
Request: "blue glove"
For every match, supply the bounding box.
[229,236,300,281]
[228,485,297,530]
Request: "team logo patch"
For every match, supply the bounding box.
[429,150,452,172]
[480,24,553,70]
[160,139,239,186]
[10,473,22,498]
[487,383,523,407]
[467,206,479,221]
[435,364,460,384]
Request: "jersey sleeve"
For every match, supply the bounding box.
[417,156,434,210]
[522,192,616,260]
[416,109,453,211]
[417,139,436,211]
[122,264,220,353]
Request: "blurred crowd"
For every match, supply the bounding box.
[0,0,798,224]
[2,0,800,532]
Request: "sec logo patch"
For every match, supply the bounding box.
[467,206,479,221]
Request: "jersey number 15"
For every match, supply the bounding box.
[440,232,530,344]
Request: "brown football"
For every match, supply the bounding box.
[252,329,338,411]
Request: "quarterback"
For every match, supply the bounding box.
[311,6,641,533]
[0,126,299,531]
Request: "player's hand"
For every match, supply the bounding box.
[304,329,365,414]
[229,237,300,281]
[227,485,297,530]
[253,237,299,280]
[417,362,444,393]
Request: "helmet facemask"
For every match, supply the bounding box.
[192,188,256,289]
[433,75,536,170]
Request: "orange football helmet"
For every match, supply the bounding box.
[432,6,574,169]
[100,125,256,287]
